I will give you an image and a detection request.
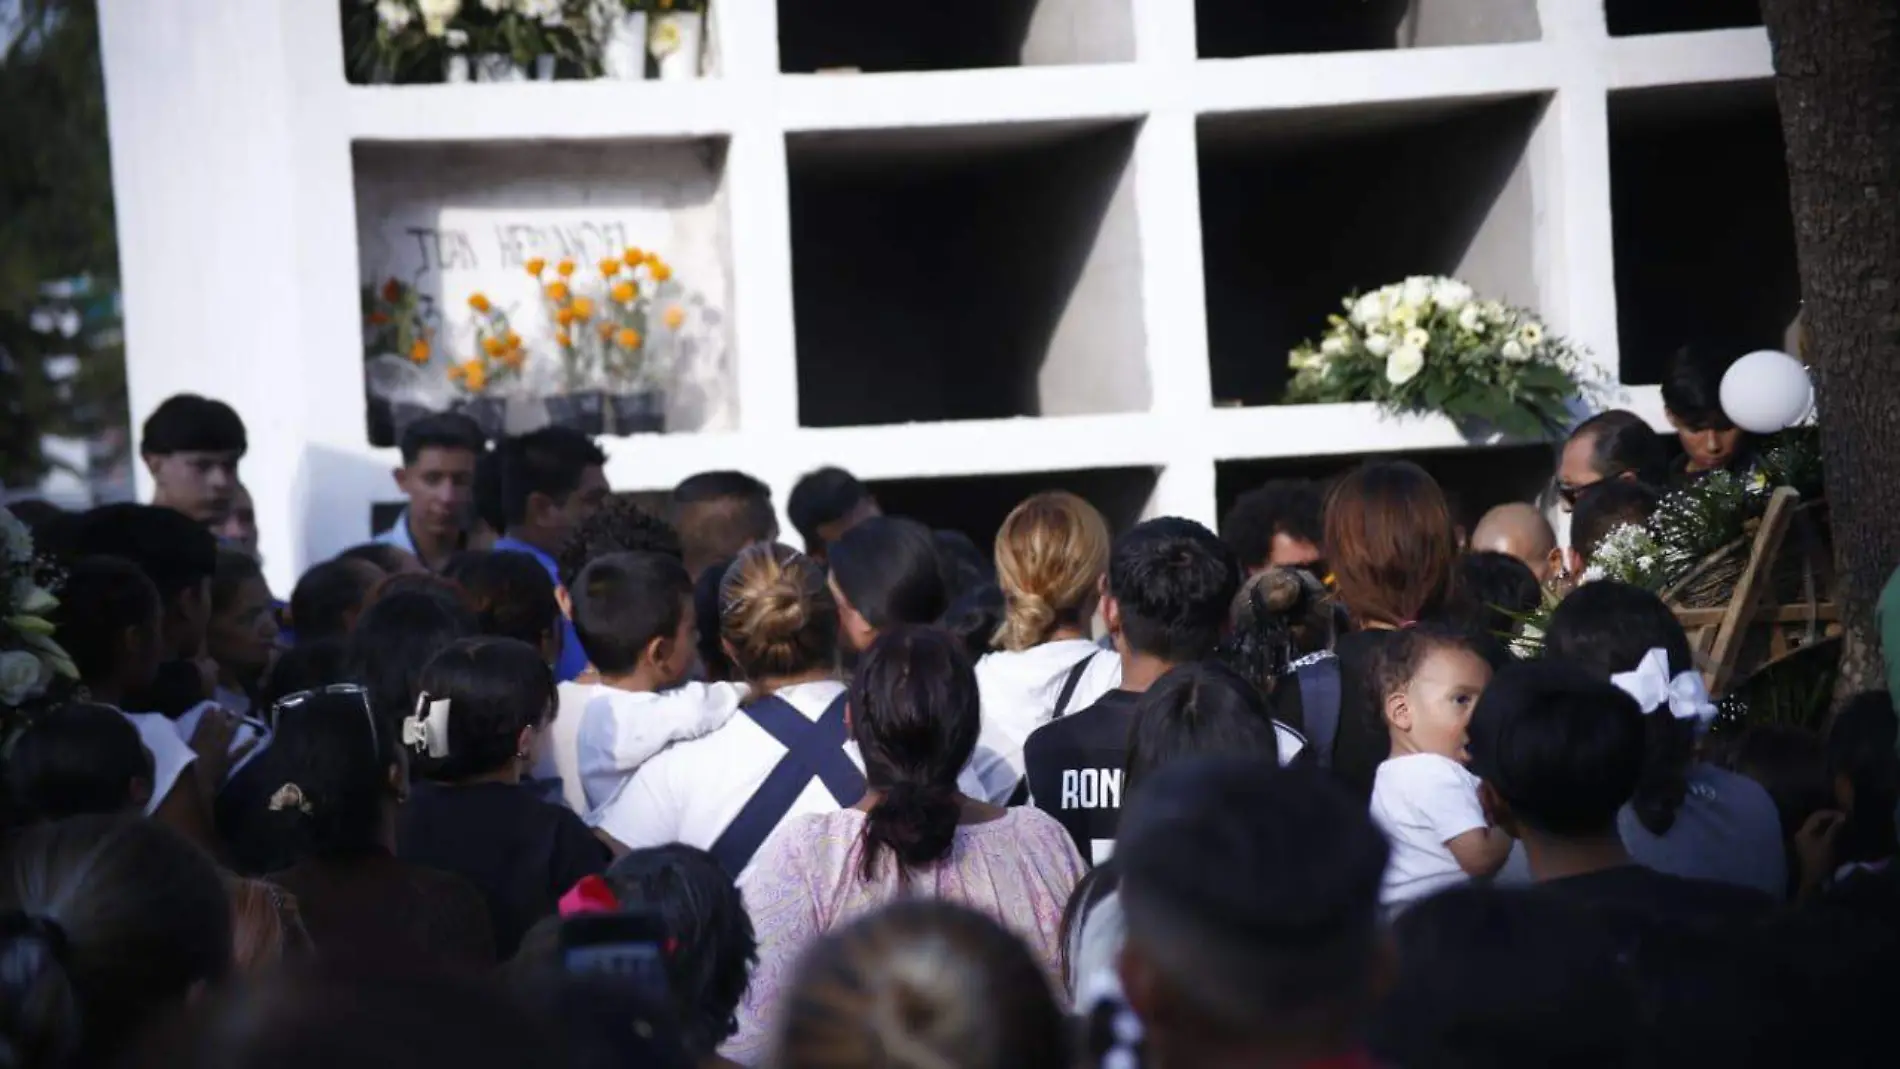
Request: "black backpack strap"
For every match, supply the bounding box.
[1051,653,1097,720]
[708,693,864,877]
[1295,656,1342,771]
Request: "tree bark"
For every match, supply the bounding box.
[1759,0,1900,699]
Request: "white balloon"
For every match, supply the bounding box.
[1720,350,1813,434]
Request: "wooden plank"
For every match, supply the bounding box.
[1705,487,1801,694]
[1673,603,1841,628]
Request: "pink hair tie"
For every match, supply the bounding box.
[559,875,620,917]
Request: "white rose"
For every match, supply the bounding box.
[1387,303,1418,330]
[1386,345,1425,385]
[1501,339,1527,361]
[1403,327,1430,351]
[1365,332,1391,357]
[1457,304,1483,334]
[1483,300,1509,323]
[1401,276,1433,309]
[0,650,49,707]
[1319,335,1347,356]
[1432,278,1472,311]
[376,0,414,32]
[1350,292,1384,328]
[417,0,459,35]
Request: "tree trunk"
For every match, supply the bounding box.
[1759,0,1900,701]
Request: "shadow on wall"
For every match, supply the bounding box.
[1603,0,1762,36]
[779,0,1040,71]
[868,466,1160,547]
[790,121,1143,428]
[1610,84,1798,385]
[1201,95,1548,407]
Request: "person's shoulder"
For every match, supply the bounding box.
[1379,751,1472,786]
[1001,805,1087,848]
[1692,762,1781,819]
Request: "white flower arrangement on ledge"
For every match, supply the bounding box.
[1286,276,1588,437]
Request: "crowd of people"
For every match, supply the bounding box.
[0,340,1895,1068]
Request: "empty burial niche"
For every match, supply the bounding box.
[789,121,1149,428]
[1200,96,1549,408]
[1216,445,1557,538]
[1604,0,1762,37]
[1196,0,1538,58]
[779,0,1134,73]
[1610,83,1798,386]
[866,467,1160,550]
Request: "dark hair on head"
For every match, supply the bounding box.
[289,559,383,645]
[442,551,560,653]
[1571,480,1661,562]
[1220,567,1338,698]
[8,705,151,823]
[1827,692,1900,867]
[1324,461,1459,629]
[673,472,778,578]
[848,627,979,882]
[49,556,161,686]
[1662,343,1741,430]
[932,528,994,606]
[398,411,486,465]
[61,504,217,605]
[695,556,737,683]
[211,548,265,615]
[828,517,948,632]
[345,587,478,728]
[555,492,683,589]
[260,638,352,711]
[6,500,66,543]
[1569,409,1667,487]
[1725,724,1831,855]
[498,428,607,528]
[773,900,1069,1069]
[265,688,398,862]
[411,637,556,783]
[570,552,692,675]
[1117,760,1388,1035]
[787,467,871,549]
[332,542,412,576]
[599,845,757,1059]
[1365,622,1486,711]
[139,393,247,457]
[1108,517,1241,664]
[940,584,1006,663]
[1544,580,1698,836]
[1126,662,1279,794]
[718,544,838,683]
[0,815,233,1069]
[1221,479,1324,571]
[1372,886,1639,1069]
[1468,659,1645,835]
[472,445,507,536]
[1455,551,1541,639]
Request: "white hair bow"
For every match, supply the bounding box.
[1611,648,1716,727]
[402,693,452,758]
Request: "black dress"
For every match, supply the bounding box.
[397,780,609,958]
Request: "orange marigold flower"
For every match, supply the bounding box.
[381,279,403,303]
[557,259,576,278]
[597,321,615,339]
[467,293,492,313]
[599,258,621,277]
[546,281,571,303]
[503,330,522,351]
[408,338,431,363]
[622,246,645,267]
[610,281,637,304]
[526,257,547,277]
[447,363,466,381]
[571,297,596,320]
[481,335,505,357]
[499,350,525,369]
[615,328,642,350]
[649,262,673,283]
[463,361,488,392]
[555,307,577,327]
[663,304,686,330]
[555,329,573,347]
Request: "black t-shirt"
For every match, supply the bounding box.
[1023,689,1139,864]
[1537,864,1774,932]
[1272,629,1397,801]
[397,780,609,958]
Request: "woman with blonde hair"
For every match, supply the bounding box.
[604,543,866,880]
[966,492,1121,803]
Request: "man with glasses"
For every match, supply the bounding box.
[1554,409,1668,512]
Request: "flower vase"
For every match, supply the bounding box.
[533,54,557,81]
[601,9,649,80]
[606,388,665,436]
[544,391,607,435]
[444,55,472,83]
[650,12,703,81]
[474,54,525,83]
[455,396,508,440]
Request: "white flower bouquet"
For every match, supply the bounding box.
[0,508,78,710]
[1286,276,1587,437]
[1581,523,1667,588]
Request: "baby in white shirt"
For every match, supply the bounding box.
[1367,625,1513,910]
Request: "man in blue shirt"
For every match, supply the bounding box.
[492,427,610,682]
[374,413,485,572]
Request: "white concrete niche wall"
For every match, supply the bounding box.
[353,138,739,438]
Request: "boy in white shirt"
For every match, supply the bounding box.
[1368,624,1513,910]
[550,552,745,827]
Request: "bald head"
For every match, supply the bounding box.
[1471,503,1557,583]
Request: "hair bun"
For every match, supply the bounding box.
[864,781,960,875]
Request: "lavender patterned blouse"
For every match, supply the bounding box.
[725,806,1088,1062]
